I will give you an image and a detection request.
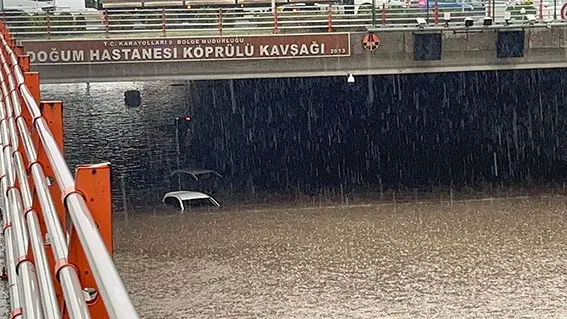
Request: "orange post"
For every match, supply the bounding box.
[68,163,113,319]
[14,45,24,56]
[18,55,30,73]
[23,72,39,105]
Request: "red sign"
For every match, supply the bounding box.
[362,33,380,52]
[22,34,351,65]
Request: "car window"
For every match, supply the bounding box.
[183,198,215,209]
[164,197,181,209]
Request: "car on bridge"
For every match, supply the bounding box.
[407,0,476,11]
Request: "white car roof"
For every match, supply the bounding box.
[169,169,222,180]
[163,191,211,201]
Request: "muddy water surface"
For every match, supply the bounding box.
[114,196,567,318]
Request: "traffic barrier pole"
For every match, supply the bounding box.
[539,0,544,19]
[103,10,109,38]
[381,3,386,25]
[327,6,333,32]
[218,8,223,36]
[161,9,166,37]
[273,8,278,34]
[46,14,51,39]
[434,2,439,24]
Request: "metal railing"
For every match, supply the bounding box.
[0,24,139,318]
[2,1,563,39]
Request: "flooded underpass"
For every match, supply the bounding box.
[39,70,567,318]
[114,196,567,318]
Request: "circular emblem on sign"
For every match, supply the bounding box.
[561,2,567,20]
[362,33,380,52]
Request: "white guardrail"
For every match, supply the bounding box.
[1,1,565,38]
[0,23,140,318]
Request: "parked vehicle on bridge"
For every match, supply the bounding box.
[407,0,475,11]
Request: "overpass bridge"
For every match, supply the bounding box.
[0,24,139,318]
[7,4,567,83]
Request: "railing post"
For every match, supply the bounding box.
[33,102,65,224]
[426,0,430,23]
[17,55,29,73]
[433,1,439,24]
[539,0,543,20]
[218,8,223,36]
[487,0,491,17]
[47,14,51,39]
[103,10,109,38]
[273,7,278,34]
[381,3,386,25]
[327,6,333,32]
[371,0,376,26]
[71,163,113,319]
[161,8,166,37]
[33,101,67,312]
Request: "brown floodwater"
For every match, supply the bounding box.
[113,195,567,319]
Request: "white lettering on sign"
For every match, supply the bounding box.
[23,34,350,64]
[27,49,85,63]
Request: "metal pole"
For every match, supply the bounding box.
[0,111,43,319]
[3,44,89,319]
[554,0,557,20]
[426,0,430,23]
[14,153,61,319]
[372,0,376,26]
[3,33,139,319]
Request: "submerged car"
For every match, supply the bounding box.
[163,168,223,212]
[162,190,220,212]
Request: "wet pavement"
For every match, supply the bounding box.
[114,195,567,319]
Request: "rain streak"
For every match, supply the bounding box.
[41,69,567,318]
